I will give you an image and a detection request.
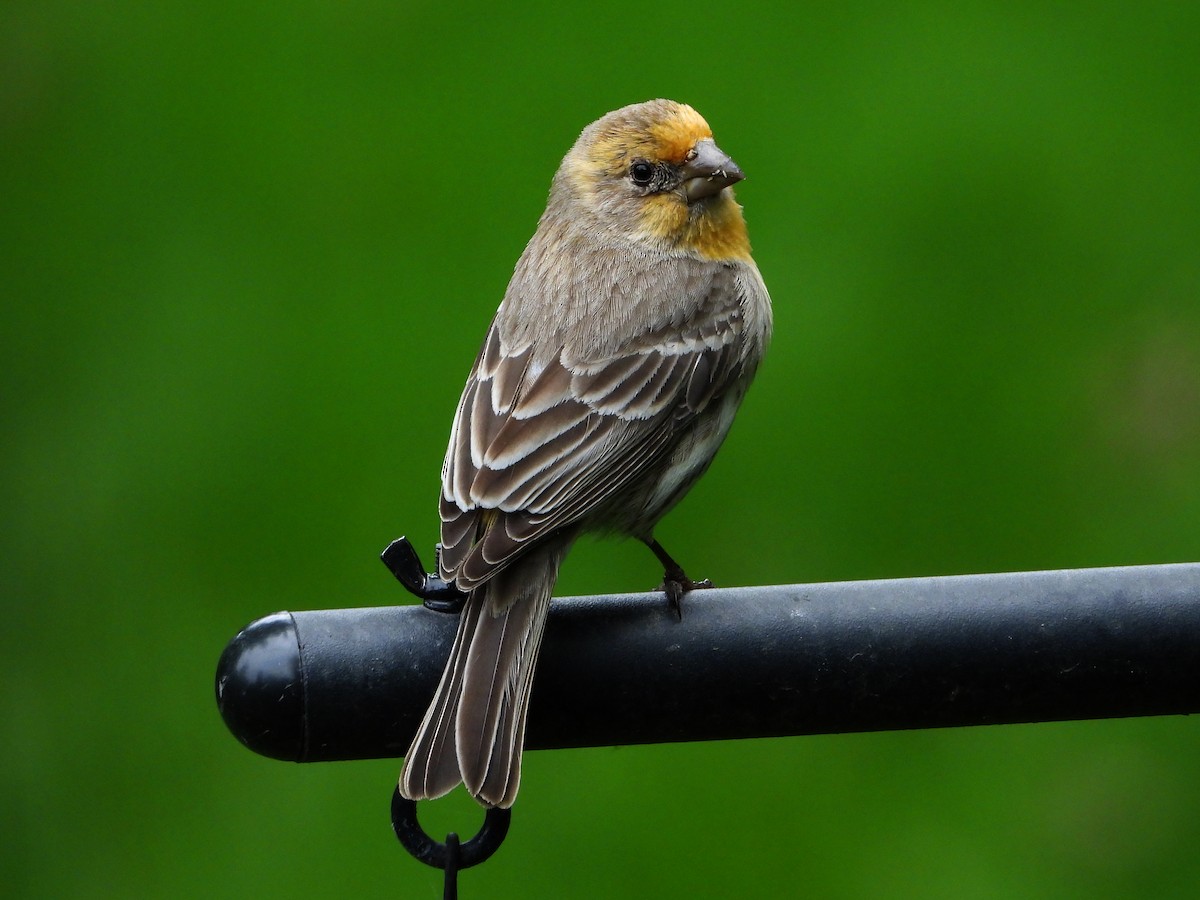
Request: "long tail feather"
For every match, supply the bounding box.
[398,591,482,801]
[399,539,568,808]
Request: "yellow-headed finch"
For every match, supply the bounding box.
[400,99,772,808]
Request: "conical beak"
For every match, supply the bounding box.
[681,138,744,203]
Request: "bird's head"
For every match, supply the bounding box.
[554,99,752,261]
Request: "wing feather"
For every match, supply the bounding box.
[440,263,761,590]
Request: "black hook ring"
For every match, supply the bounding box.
[391,789,512,869]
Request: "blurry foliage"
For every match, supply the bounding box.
[2,2,1198,897]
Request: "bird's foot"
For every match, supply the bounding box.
[642,536,715,620]
[657,571,715,621]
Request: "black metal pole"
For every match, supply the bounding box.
[215,563,1200,763]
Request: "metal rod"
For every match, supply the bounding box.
[215,563,1200,762]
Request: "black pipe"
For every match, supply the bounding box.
[215,563,1200,763]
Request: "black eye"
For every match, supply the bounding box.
[629,161,655,186]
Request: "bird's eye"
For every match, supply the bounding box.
[629,161,655,186]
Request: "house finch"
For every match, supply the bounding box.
[399,99,772,808]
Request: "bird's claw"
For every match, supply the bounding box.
[656,574,714,621]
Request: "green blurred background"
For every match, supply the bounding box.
[4,1,1199,897]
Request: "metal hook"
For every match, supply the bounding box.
[391,789,512,872]
[381,537,468,613]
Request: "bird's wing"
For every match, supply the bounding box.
[439,267,757,591]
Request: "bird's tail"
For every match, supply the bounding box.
[399,541,567,808]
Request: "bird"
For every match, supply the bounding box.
[399,99,772,809]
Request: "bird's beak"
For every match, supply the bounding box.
[681,138,744,203]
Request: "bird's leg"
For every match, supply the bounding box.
[642,537,714,620]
